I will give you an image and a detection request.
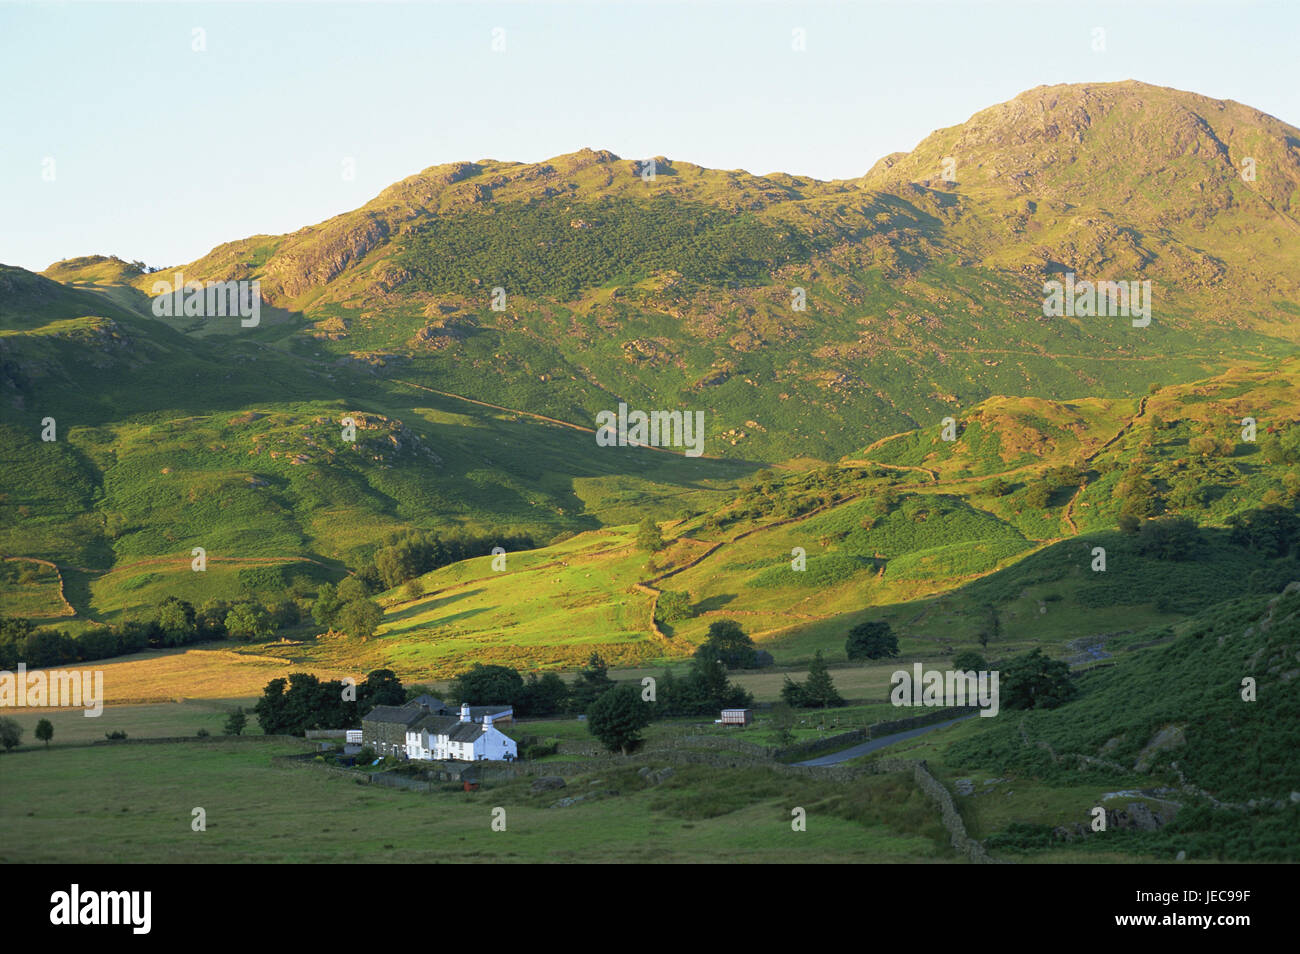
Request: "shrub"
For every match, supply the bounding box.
[845,620,899,660]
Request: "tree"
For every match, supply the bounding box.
[779,674,807,708]
[402,577,424,601]
[635,516,664,552]
[0,716,22,751]
[337,598,382,640]
[155,596,197,646]
[1136,515,1200,560]
[1117,468,1161,518]
[976,603,1001,649]
[586,684,652,754]
[312,583,343,629]
[952,650,987,672]
[801,651,844,707]
[1001,649,1077,710]
[22,629,76,668]
[35,718,53,748]
[567,653,615,713]
[1228,504,1300,558]
[336,576,370,604]
[196,598,231,639]
[694,619,758,669]
[983,478,1014,497]
[845,620,898,660]
[451,663,524,708]
[1188,435,1233,458]
[654,590,692,625]
[225,602,274,641]
[783,651,844,708]
[253,677,290,734]
[224,707,247,736]
[359,669,405,709]
[1023,482,1052,509]
[516,672,569,717]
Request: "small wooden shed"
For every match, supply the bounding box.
[720,708,754,727]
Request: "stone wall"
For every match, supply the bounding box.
[908,760,1002,864]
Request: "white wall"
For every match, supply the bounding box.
[405,727,517,761]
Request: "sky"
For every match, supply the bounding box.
[2,0,1297,272]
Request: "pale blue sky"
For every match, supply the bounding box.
[2,0,1297,272]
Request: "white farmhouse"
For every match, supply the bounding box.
[405,703,518,762]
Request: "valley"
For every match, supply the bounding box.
[2,79,1299,865]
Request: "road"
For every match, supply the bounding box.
[792,714,976,766]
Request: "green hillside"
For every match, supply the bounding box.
[33,81,1300,465]
[933,584,1300,861]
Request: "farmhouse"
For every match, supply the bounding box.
[360,700,517,760]
[405,704,518,762]
[360,704,431,757]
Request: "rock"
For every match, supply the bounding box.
[1054,822,1088,841]
[1291,791,1300,803]
[550,790,614,809]
[1134,725,1186,772]
[1176,850,1187,861]
[955,778,976,796]
[1106,801,1174,832]
[653,767,674,785]
[531,776,566,792]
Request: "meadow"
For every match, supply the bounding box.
[0,740,953,864]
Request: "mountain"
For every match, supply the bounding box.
[37,82,1300,466]
[4,80,1299,629]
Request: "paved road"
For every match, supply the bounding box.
[793,715,976,766]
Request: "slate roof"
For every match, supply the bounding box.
[362,704,429,726]
[468,705,512,720]
[409,694,449,713]
[408,714,460,735]
[404,713,491,744]
[447,722,486,743]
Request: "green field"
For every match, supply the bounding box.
[0,741,953,864]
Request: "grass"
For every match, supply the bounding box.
[1,698,260,748]
[0,741,954,863]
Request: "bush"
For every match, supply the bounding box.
[655,590,692,624]
[517,735,559,760]
[1001,649,1077,710]
[845,620,899,660]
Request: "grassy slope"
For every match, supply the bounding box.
[875,584,1300,862]
[11,353,1296,695]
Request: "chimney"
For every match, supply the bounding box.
[460,703,471,723]
[483,714,494,731]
